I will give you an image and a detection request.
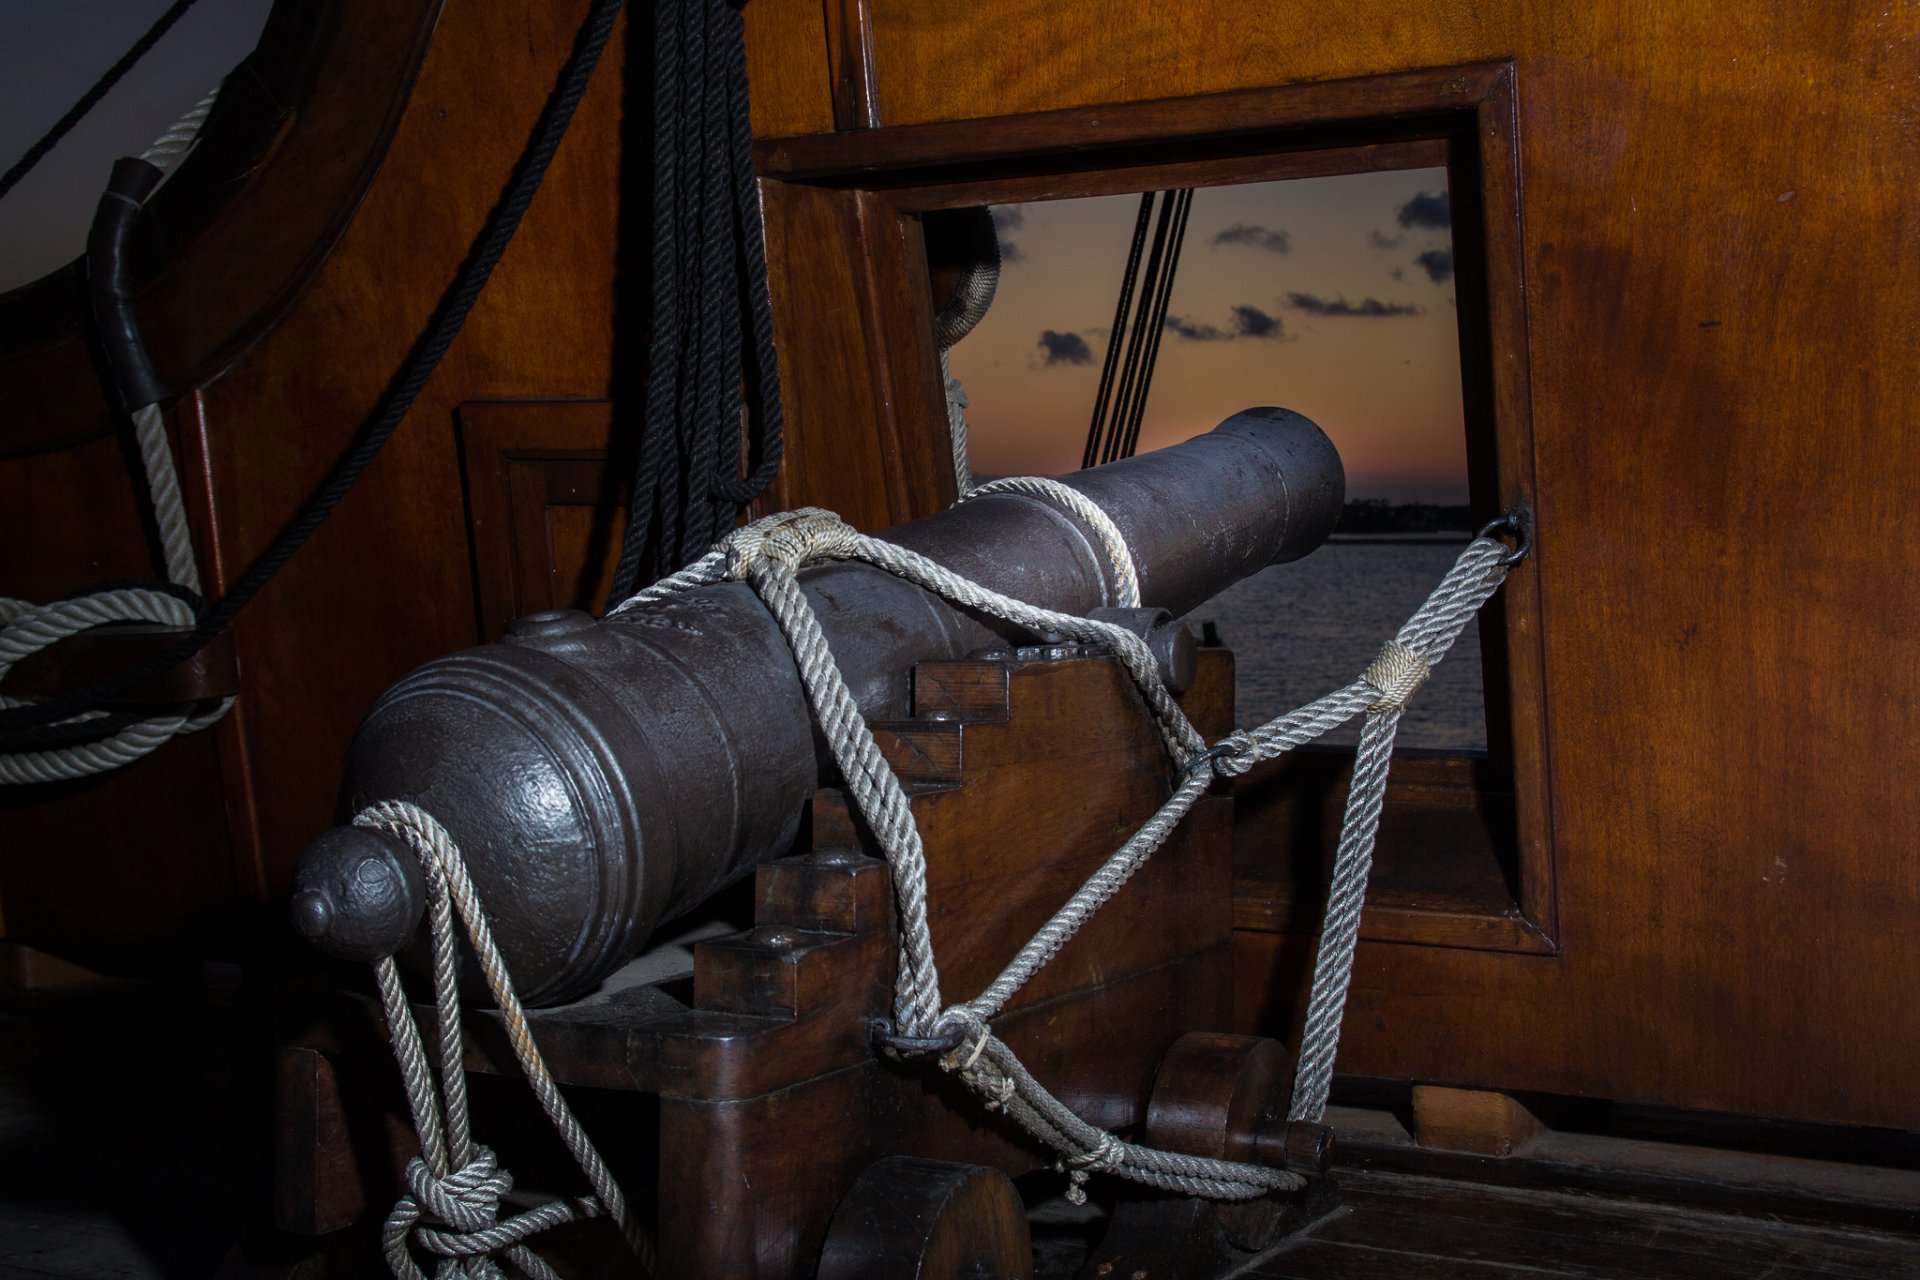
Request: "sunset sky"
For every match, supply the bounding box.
[947,170,1468,503]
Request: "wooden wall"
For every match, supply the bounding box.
[1,0,1913,1137]
[743,0,1920,1132]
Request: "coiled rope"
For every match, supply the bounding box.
[605,0,784,601]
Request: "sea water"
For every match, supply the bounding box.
[1185,539,1486,752]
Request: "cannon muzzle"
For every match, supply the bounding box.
[292,407,1343,1004]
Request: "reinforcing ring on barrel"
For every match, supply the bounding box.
[1477,507,1534,566]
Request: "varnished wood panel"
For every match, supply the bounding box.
[456,399,635,639]
[831,0,1920,1132]
[183,3,642,884]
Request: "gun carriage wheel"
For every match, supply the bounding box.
[819,1156,1034,1280]
[1082,1032,1337,1279]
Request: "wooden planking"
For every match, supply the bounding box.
[1246,1173,1920,1279]
[743,0,838,138]
[455,400,636,639]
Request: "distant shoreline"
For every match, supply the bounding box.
[1325,532,1470,545]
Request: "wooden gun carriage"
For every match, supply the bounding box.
[281,640,1333,1277]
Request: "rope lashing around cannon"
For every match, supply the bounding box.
[357,498,1526,1277]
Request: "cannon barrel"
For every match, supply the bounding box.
[290,407,1344,1005]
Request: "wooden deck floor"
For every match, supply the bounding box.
[3,970,1918,1279]
[1241,1173,1920,1279]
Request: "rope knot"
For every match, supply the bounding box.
[404,1147,511,1236]
[724,508,858,578]
[1193,730,1260,779]
[1057,1134,1125,1204]
[934,1007,992,1073]
[1363,640,1430,712]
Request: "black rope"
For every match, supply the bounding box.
[605,0,783,602]
[1082,193,1154,470]
[1118,187,1192,459]
[0,0,203,206]
[1101,192,1178,465]
[1081,188,1194,469]
[0,0,624,742]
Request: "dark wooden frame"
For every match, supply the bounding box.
[753,62,1555,956]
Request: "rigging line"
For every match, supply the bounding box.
[621,0,686,598]
[712,9,784,505]
[1082,193,1155,471]
[1118,187,1193,460]
[1097,192,1169,467]
[1102,191,1179,466]
[0,0,625,742]
[606,0,782,601]
[681,0,726,567]
[0,0,205,205]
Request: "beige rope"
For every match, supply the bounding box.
[604,502,1517,1203]
[355,800,656,1280]
[961,475,1143,608]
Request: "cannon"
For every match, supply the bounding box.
[289,407,1343,1005]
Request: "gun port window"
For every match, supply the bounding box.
[944,170,1482,752]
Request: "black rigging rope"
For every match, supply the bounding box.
[1119,187,1192,460]
[1082,188,1194,468]
[1082,194,1154,470]
[605,0,783,602]
[0,0,625,743]
[0,0,204,206]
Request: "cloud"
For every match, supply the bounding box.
[1036,329,1094,365]
[1210,223,1292,254]
[1414,249,1454,283]
[1161,306,1290,342]
[1369,229,1406,250]
[1285,292,1423,318]
[1163,315,1230,341]
[987,207,1026,263]
[1397,190,1452,230]
[1230,304,1285,339]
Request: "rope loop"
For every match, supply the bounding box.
[358,800,655,1278]
[723,507,857,579]
[962,477,1141,608]
[0,585,232,785]
[934,1007,992,1073]
[1362,639,1431,712]
[1189,730,1260,780]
